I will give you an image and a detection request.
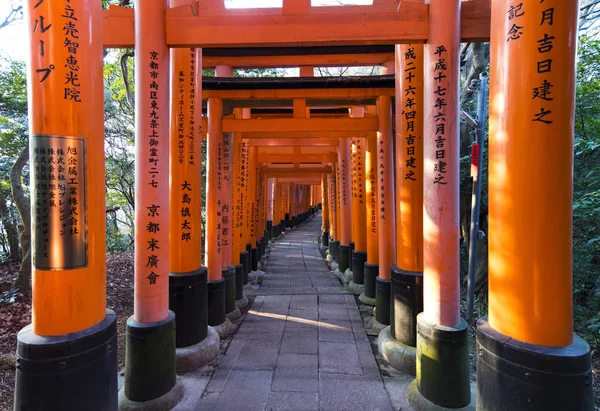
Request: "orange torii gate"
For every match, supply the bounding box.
[16,1,591,411]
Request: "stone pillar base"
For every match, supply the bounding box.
[214,317,237,338]
[378,326,416,375]
[358,293,376,306]
[15,310,117,410]
[339,244,350,271]
[369,312,387,334]
[235,296,249,309]
[476,318,593,411]
[409,314,472,410]
[348,281,364,296]
[226,306,242,320]
[175,326,220,373]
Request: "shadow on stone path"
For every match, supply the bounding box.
[194,213,395,411]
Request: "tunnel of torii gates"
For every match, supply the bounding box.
[15,0,591,410]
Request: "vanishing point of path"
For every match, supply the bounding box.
[196,213,395,411]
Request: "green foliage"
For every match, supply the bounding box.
[572,35,600,349]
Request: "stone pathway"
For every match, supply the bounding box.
[196,214,395,411]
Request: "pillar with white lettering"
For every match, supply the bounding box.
[378,44,425,376]
[407,1,472,409]
[321,173,330,247]
[15,0,117,408]
[476,1,593,409]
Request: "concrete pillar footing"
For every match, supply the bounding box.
[348,281,364,296]
[359,293,376,306]
[235,296,249,309]
[118,377,184,411]
[330,261,339,272]
[226,307,242,321]
[344,268,353,284]
[175,326,220,373]
[213,317,237,338]
[377,326,416,375]
[369,313,388,334]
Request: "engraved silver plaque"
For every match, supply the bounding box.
[32,134,88,270]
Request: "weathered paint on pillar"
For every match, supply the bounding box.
[132,0,171,323]
[489,0,577,346]
[423,0,461,327]
[206,98,223,281]
[28,0,105,335]
[169,42,202,274]
[338,138,352,245]
[396,44,424,272]
[365,129,379,265]
[350,108,367,253]
[376,93,396,281]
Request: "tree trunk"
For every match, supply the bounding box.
[0,188,20,260]
[459,42,490,293]
[10,147,31,294]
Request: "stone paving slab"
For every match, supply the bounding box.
[195,213,397,410]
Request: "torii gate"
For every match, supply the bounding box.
[15,1,591,411]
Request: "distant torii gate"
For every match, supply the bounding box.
[16,1,591,411]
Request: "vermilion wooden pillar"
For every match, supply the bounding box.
[380,44,425,376]
[477,1,593,409]
[15,1,117,408]
[408,1,472,409]
[350,107,367,291]
[337,137,352,273]
[374,61,396,328]
[321,174,330,247]
[168,13,212,358]
[215,65,238,319]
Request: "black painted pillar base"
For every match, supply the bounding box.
[234,264,244,301]
[207,278,226,327]
[332,241,340,263]
[408,314,472,410]
[122,311,177,403]
[258,237,265,259]
[352,251,367,284]
[251,246,259,271]
[284,213,290,229]
[375,277,391,326]
[223,267,236,315]
[322,231,330,247]
[15,310,117,410]
[240,251,249,285]
[169,267,208,348]
[349,242,355,271]
[476,318,593,411]
[363,262,378,299]
[266,220,273,241]
[390,266,423,347]
[338,244,350,272]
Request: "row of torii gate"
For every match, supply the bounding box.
[16,0,591,410]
